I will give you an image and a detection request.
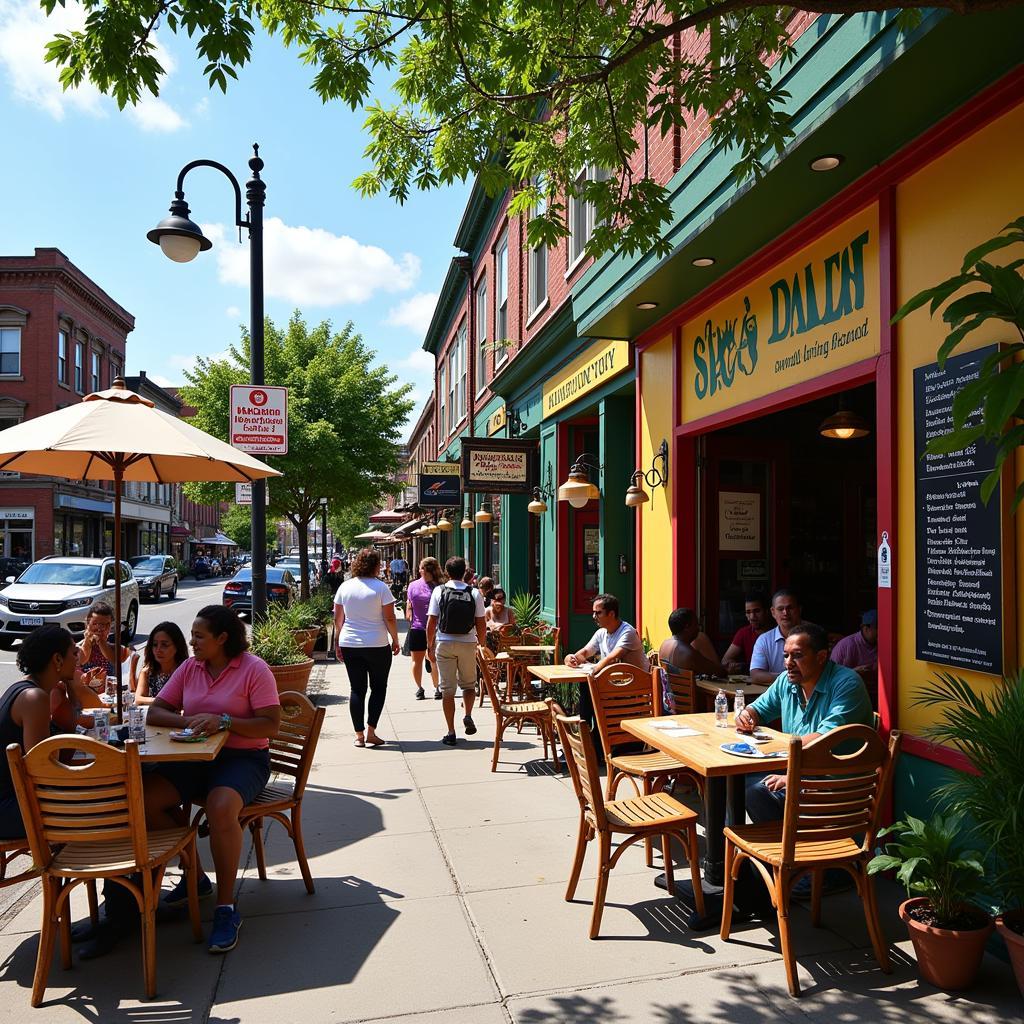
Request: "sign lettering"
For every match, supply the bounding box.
[230,385,288,454]
[543,339,631,419]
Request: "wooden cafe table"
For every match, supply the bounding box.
[136,727,228,762]
[621,711,789,927]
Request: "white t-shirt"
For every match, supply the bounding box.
[335,576,395,648]
[427,580,486,643]
[584,620,650,671]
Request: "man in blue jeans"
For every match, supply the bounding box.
[736,620,874,822]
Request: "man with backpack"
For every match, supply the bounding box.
[426,555,486,746]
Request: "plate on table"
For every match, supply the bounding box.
[169,729,206,743]
[720,741,788,759]
[728,674,752,684]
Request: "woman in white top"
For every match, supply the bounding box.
[334,548,400,747]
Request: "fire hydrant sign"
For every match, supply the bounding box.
[230,385,288,454]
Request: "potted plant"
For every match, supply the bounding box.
[272,601,323,656]
[868,812,992,989]
[250,615,314,694]
[914,671,1024,994]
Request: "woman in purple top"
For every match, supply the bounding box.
[406,557,442,700]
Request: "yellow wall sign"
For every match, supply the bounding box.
[679,205,880,423]
[486,405,507,436]
[543,339,631,419]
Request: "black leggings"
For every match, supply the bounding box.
[342,646,393,731]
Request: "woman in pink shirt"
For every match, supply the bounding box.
[145,605,282,954]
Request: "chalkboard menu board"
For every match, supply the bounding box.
[913,345,1002,675]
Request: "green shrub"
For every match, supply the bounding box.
[250,615,308,666]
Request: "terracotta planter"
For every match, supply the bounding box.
[900,897,993,990]
[268,658,314,695]
[290,627,320,657]
[996,909,1024,997]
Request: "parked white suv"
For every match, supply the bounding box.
[0,556,139,649]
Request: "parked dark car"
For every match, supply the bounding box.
[222,567,298,617]
[129,555,179,601]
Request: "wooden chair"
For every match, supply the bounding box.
[655,666,697,717]
[237,691,326,895]
[7,735,201,1006]
[0,836,36,887]
[552,708,704,938]
[476,646,557,772]
[720,725,902,997]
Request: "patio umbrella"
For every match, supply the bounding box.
[0,380,281,721]
[353,530,392,542]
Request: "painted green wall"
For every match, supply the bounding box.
[599,395,636,627]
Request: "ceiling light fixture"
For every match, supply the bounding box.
[636,301,659,310]
[691,257,716,268]
[809,154,843,172]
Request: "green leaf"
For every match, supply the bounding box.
[961,232,1024,273]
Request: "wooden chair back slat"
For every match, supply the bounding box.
[655,667,696,716]
[553,712,608,831]
[273,692,325,799]
[8,736,149,867]
[587,665,658,756]
[780,726,902,862]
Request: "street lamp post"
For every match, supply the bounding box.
[147,144,268,619]
[320,497,329,580]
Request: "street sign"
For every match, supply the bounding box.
[419,462,461,507]
[230,385,288,454]
[236,482,269,505]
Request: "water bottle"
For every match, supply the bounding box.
[714,689,729,728]
[734,689,746,724]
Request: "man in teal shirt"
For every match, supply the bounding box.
[736,620,873,823]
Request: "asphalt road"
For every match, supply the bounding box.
[0,576,229,689]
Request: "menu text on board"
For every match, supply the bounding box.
[913,346,1002,675]
[230,385,288,454]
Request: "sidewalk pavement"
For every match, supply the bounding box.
[0,652,1019,1022]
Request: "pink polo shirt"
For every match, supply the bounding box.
[158,653,280,750]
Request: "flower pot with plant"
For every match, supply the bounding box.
[869,812,991,989]
[914,670,1024,994]
[251,615,314,694]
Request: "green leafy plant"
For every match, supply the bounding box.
[914,671,1024,911]
[250,615,309,667]
[273,599,323,631]
[868,813,986,928]
[510,591,541,630]
[891,217,1024,509]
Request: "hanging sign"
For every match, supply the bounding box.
[235,482,269,505]
[230,385,288,454]
[718,491,761,552]
[419,461,461,508]
[878,531,892,589]
[460,437,536,494]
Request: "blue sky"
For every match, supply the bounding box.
[0,0,464,429]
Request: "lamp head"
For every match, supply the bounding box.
[625,482,649,507]
[436,515,453,532]
[460,516,475,530]
[558,464,600,508]
[147,196,212,264]
[527,488,548,515]
[819,408,870,440]
[474,505,493,524]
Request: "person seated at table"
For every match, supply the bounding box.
[566,593,650,672]
[830,609,878,696]
[77,600,132,686]
[658,607,724,677]
[736,621,873,825]
[133,622,189,704]
[748,588,802,685]
[484,589,515,632]
[144,605,282,954]
[722,593,770,674]
[0,626,84,838]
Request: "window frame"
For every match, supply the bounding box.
[90,349,101,392]
[57,329,69,385]
[568,165,611,272]
[456,321,468,420]
[495,231,509,365]
[475,276,488,395]
[438,363,447,439]
[74,342,85,393]
[0,327,21,377]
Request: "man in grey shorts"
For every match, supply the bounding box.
[426,555,486,746]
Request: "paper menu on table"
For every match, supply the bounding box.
[646,721,701,737]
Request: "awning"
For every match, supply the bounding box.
[170,525,190,537]
[206,532,238,547]
[354,530,393,541]
[392,516,428,536]
[369,509,406,523]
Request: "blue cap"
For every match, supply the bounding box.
[861,609,878,627]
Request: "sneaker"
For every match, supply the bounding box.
[415,687,426,700]
[433,689,443,700]
[165,873,213,907]
[208,905,242,954]
[463,715,477,735]
[441,732,457,746]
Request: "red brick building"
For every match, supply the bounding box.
[0,248,134,562]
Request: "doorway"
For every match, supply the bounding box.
[700,384,876,652]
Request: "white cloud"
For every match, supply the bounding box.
[396,348,435,375]
[385,292,439,336]
[0,0,185,131]
[202,218,421,307]
[148,372,176,388]
[167,349,231,376]
[225,306,242,319]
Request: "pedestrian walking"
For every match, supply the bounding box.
[334,548,401,747]
[407,557,443,700]
[426,556,486,746]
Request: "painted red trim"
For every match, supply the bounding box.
[635,66,1024,353]
[902,735,980,776]
[672,326,681,609]
[676,435,698,610]
[876,186,898,738]
[635,361,643,631]
[674,357,877,438]
[556,422,571,640]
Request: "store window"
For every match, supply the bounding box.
[475,278,488,392]
[58,329,68,384]
[495,231,508,362]
[1,510,34,562]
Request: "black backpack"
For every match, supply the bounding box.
[438,585,477,635]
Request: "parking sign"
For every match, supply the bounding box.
[230,385,288,454]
